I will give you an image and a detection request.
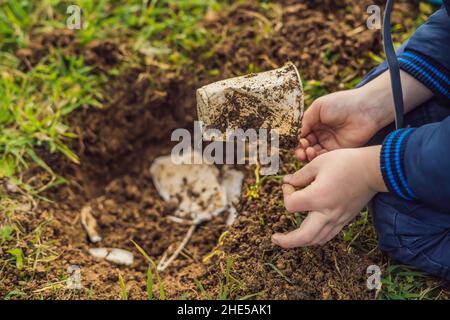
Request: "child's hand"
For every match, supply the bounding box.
[272,146,387,248]
[297,88,381,162]
[297,71,433,162]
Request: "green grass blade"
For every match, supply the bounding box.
[147,266,153,300]
[264,263,294,285]
[131,240,165,300]
[118,273,127,300]
[194,278,212,300]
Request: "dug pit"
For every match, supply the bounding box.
[34,67,377,299]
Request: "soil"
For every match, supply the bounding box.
[2,0,421,299]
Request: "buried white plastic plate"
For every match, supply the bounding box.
[150,152,244,225]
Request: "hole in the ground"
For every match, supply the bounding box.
[42,72,231,297]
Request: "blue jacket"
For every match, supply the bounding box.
[380,2,450,212]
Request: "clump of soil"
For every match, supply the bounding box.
[2,0,420,299]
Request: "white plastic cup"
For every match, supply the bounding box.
[196,62,304,148]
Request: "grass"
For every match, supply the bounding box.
[146,265,154,300]
[195,256,260,300]
[131,240,165,300]
[0,192,59,297]
[202,231,229,264]
[341,210,378,252]
[264,262,294,285]
[194,278,213,300]
[0,43,102,299]
[0,51,104,178]
[118,272,128,300]
[0,0,218,299]
[245,163,270,200]
[303,80,328,106]
[0,0,219,182]
[379,265,448,300]
[219,257,237,300]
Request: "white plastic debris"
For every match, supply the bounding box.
[222,168,245,225]
[150,152,244,225]
[80,205,102,243]
[88,248,134,266]
[196,62,304,148]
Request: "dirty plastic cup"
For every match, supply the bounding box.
[196,62,304,148]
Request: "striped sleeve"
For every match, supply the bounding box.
[396,6,450,105]
[380,117,450,211]
[380,128,417,201]
[398,49,450,102]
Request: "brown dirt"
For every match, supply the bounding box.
[2,0,420,299]
[16,29,122,72]
[200,153,378,300]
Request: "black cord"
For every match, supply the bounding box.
[444,0,450,18]
[383,0,404,129]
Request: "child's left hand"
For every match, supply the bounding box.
[272,146,387,248]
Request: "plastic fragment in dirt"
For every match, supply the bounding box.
[88,248,134,266]
[150,152,244,225]
[80,205,102,243]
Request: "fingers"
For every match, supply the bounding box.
[272,211,346,248]
[282,165,319,212]
[283,165,316,187]
[272,211,328,248]
[281,183,296,204]
[295,148,307,161]
[315,129,340,151]
[282,184,318,213]
[295,138,311,161]
[319,224,344,245]
[303,134,318,147]
[296,146,326,162]
[313,221,343,245]
[300,99,322,138]
[306,147,317,162]
[296,135,328,162]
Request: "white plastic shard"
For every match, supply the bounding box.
[150,152,244,225]
[80,205,102,243]
[221,167,244,225]
[88,248,134,266]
